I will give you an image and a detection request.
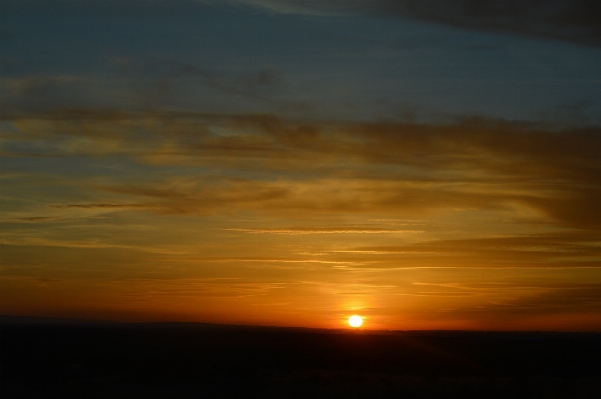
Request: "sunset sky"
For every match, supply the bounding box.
[2,0,601,330]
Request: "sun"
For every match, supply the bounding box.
[348,315,363,328]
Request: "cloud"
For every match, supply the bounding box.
[224,227,424,234]
[348,231,601,269]
[98,178,290,215]
[233,0,601,47]
[157,256,357,266]
[108,56,290,105]
[0,236,181,253]
[6,0,599,47]
[51,203,148,210]
[10,217,57,222]
[3,109,601,230]
[0,76,121,116]
[456,283,601,318]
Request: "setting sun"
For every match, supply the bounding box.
[348,315,363,328]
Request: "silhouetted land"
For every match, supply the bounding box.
[2,316,601,398]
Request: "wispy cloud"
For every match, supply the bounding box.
[0,236,187,254]
[3,110,601,231]
[51,203,149,210]
[346,231,601,269]
[224,227,424,235]
[9,217,57,223]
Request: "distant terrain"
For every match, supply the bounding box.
[2,316,600,398]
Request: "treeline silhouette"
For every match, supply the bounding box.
[2,320,600,398]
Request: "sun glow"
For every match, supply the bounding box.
[348,315,363,328]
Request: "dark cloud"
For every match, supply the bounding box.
[380,0,601,47]
[460,283,601,318]
[6,0,599,47]
[239,0,601,47]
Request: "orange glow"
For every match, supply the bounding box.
[2,115,601,332]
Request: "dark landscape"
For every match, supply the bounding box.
[2,317,600,398]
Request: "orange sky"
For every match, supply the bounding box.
[2,1,601,331]
[2,115,601,330]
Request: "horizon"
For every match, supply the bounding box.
[5,314,601,335]
[2,0,601,331]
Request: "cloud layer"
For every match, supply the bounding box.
[4,110,599,229]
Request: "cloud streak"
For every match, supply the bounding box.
[224,227,424,235]
[51,203,148,210]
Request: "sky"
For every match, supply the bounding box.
[1,0,601,330]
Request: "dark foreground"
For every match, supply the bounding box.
[2,318,601,398]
